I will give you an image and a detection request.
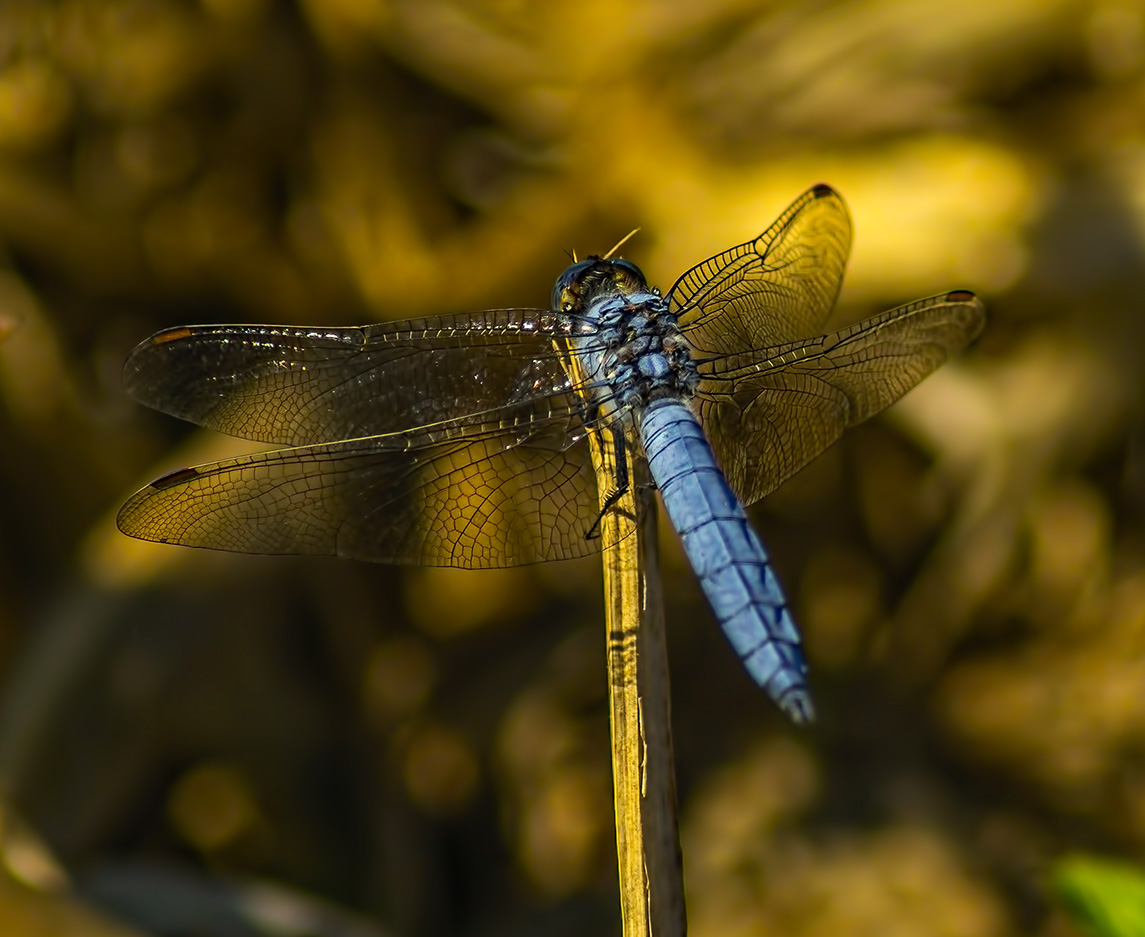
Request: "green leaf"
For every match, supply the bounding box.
[1053,855,1145,937]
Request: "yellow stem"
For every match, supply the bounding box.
[587,427,686,937]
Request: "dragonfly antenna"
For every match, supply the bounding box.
[604,228,640,259]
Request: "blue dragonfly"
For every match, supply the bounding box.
[117,184,985,723]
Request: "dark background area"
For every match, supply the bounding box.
[0,1,1141,935]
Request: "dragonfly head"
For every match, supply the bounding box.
[552,257,651,314]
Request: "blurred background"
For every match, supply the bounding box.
[0,0,1140,935]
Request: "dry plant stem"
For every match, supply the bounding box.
[588,428,686,937]
[633,478,686,936]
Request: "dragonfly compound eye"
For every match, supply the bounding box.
[551,259,596,310]
[609,258,649,292]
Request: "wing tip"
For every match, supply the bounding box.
[809,182,837,200]
[115,466,203,539]
[942,289,987,340]
[123,326,195,389]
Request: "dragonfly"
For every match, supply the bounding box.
[117,184,985,723]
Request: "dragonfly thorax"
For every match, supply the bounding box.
[559,258,700,431]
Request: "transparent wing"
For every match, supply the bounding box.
[117,409,606,568]
[123,311,580,447]
[695,291,986,506]
[669,184,852,355]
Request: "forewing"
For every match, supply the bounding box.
[117,411,605,568]
[696,291,986,506]
[124,311,577,446]
[668,184,852,355]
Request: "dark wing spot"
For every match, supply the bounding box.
[944,289,977,302]
[151,466,201,489]
[151,327,194,346]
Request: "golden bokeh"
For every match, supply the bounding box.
[0,0,1141,934]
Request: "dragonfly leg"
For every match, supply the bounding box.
[586,427,630,541]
